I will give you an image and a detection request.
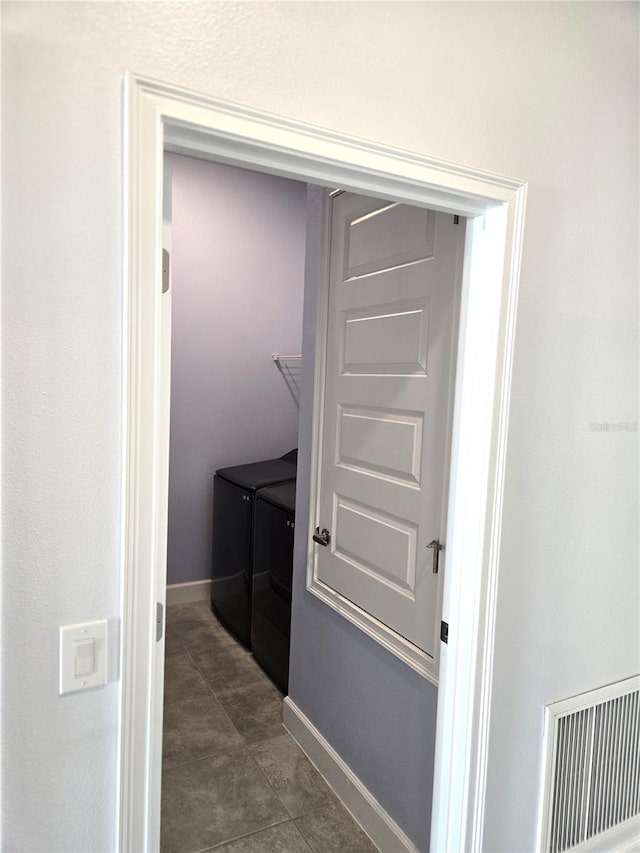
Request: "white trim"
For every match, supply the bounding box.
[430,191,527,853]
[283,698,418,853]
[165,580,212,606]
[120,78,167,853]
[120,72,527,853]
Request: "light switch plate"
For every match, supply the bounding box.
[59,620,108,695]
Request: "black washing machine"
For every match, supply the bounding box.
[251,480,296,693]
[211,451,296,647]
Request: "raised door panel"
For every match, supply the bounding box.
[336,405,423,487]
[344,200,435,279]
[341,300,429,375]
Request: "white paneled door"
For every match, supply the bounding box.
[314,192,464,665]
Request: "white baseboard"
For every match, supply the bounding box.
[166,579,212,606]
[283,698,418,853]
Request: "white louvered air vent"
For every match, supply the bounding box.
[539,675,640,852]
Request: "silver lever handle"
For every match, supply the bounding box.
[427,539,443,573]
[313,527,331,547]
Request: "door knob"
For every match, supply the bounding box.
[313,527,331,547]
[427,539,443,574]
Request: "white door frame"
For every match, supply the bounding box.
[120,73,527,853]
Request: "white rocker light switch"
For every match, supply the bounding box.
[59,620,107,694]
[74,638,95,677]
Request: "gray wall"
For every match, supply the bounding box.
[289,188,439,852]
[167,154,306,586]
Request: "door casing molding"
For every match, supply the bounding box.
[121,72,527,853]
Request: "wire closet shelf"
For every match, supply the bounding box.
[271,353,302,364]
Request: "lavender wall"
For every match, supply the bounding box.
[167,154,306,586]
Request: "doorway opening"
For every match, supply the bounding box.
[160,151,467,851]
[120,73,527,853]
[161,154,344,850]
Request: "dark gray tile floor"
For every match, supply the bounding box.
[162,601,378,853]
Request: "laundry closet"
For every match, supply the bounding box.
[161,154,455,852]
[165,152,307,689]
